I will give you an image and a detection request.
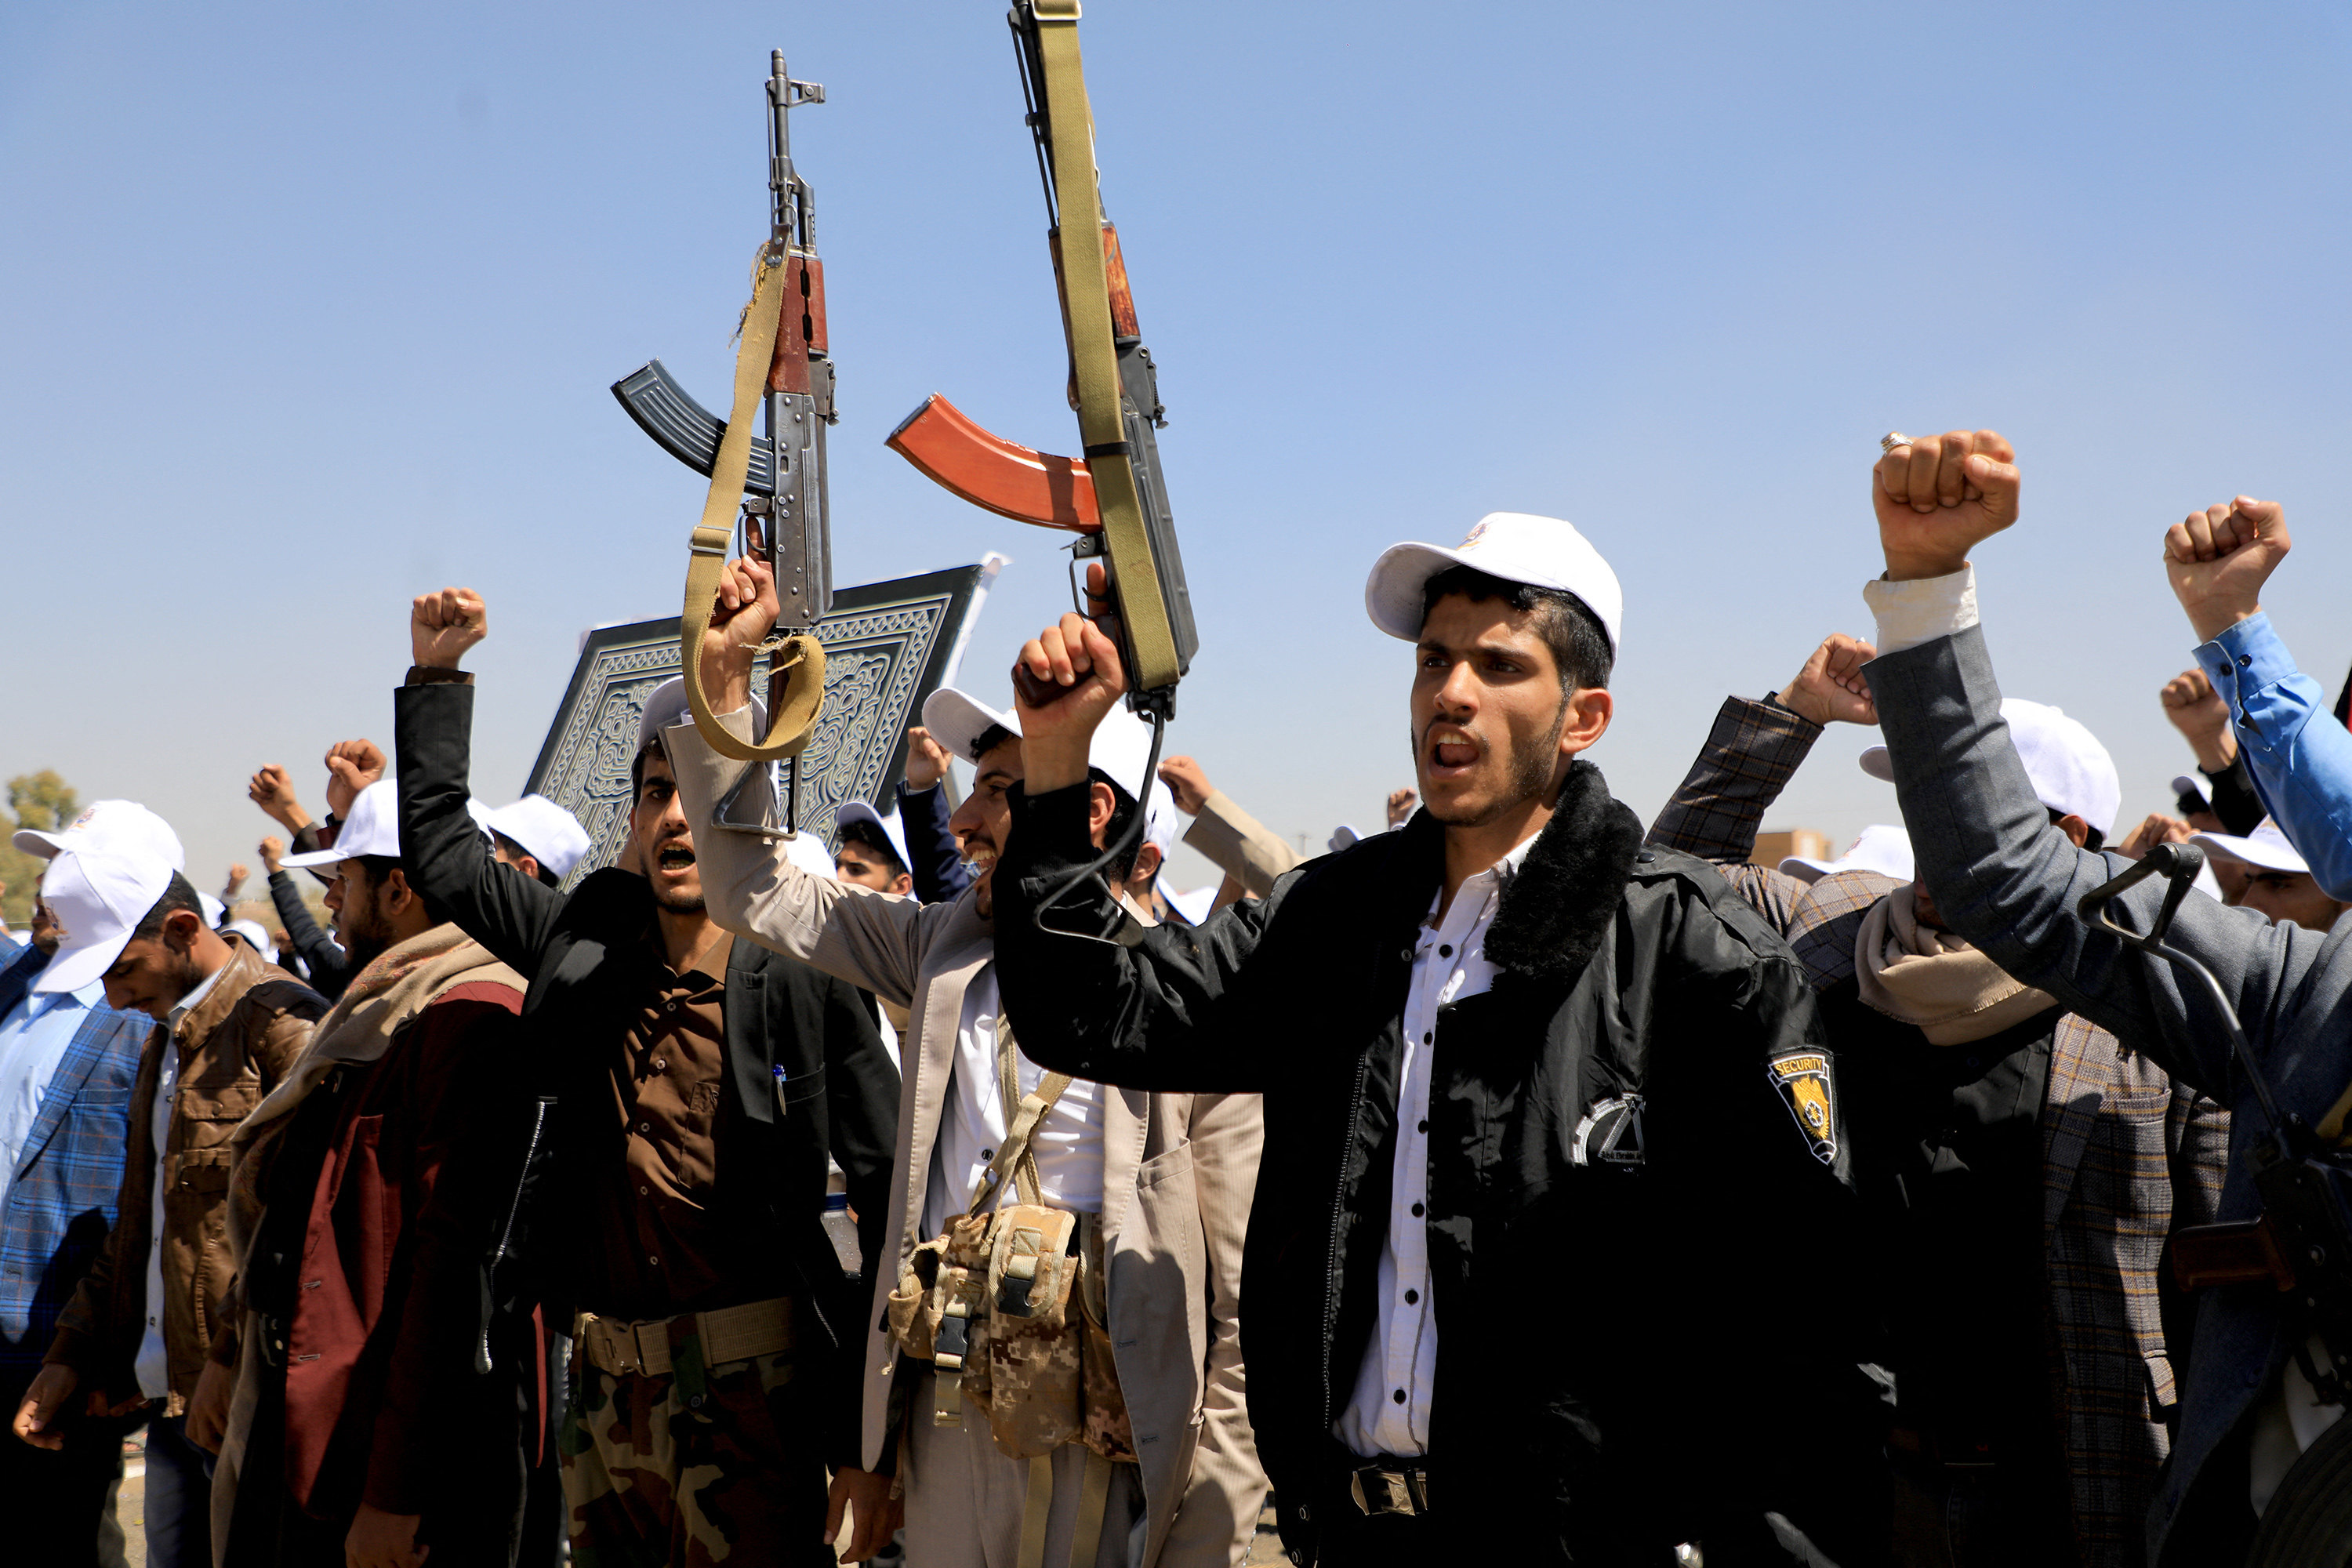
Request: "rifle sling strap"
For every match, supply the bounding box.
[1031,2,1180,695]
[680,245,828,763]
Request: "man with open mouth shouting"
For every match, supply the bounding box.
[986,515,1880,1566]
[389,587,902,1568]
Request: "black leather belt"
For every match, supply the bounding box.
[1349,1460,1434,1515]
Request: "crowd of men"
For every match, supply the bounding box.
[2,431,2350,1568]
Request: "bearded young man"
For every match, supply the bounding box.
[202,779,535,1568]
[662,554,1267,1568]
[393,588,902,1568]
[10,811,325,1568]
[987,514,1875,1566]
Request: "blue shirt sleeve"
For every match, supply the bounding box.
[2194,612,2352,900]
[895,782,971,906]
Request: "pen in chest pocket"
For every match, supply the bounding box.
[772,1064,789,1123]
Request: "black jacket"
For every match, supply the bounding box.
[996,760,1875,1565]
[393,679,901,1466]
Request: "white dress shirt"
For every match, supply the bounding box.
[1334,832,1537,1457]
[921,964,1107,1240]
[135,964,223,1400]
[0,978,107,1211]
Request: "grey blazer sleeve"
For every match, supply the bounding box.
[1868,625,2350,1116]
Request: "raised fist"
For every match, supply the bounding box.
[1777,633,1879,727]
[1872,430,2020,582]
[2116,813,2193,862]
[411,586,488,670]
[1385,788,1419,829]
[248,764,310,833]
[1159,757,1212,815]
[260,836,285,875]
[2165,498,2290,644]
[698,556,782,714]
[2160,669,2235,773]
[1012,564,1127,796]
[324,739,387,819]
[904,728,951,793]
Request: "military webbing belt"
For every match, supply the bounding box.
[678,245,828,761]
[1030,0,1180,694]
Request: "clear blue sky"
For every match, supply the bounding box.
[5,0,2350,895]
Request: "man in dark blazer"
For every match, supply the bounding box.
[0,915,149,1566]
[394,586,903,1566]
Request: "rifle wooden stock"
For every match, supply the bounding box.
[886,394,1102,532]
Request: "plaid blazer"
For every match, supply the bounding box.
[1651,696,2230,1568]
[0,938,149,1383]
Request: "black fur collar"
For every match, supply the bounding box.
[1482,759,1647,986]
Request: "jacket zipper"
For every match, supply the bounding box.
[478,1095,554,1374]
[1319,1045,1376,1439]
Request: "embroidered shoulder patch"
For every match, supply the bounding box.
[1766,1052,1838,1165]
[1570,1094,1646,1168]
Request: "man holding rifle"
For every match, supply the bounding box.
[982,517,1876,1565]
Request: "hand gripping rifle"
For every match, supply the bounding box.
[2080,846,2352,1408]
[612,50,834,815]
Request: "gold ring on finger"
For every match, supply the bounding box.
[1880,431,1913,455]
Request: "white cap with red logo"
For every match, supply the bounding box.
[13,801,186,871]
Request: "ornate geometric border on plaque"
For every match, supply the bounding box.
[524,563,993,890]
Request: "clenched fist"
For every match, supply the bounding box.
[904,728,951,793]
[696,555,782,715]
[1777,633,1879,728]
[1873,430,2020,582]
[249,764,310,833]
[2160,668,2235,773]
[1385,788,1419,829]
[1013,561,1127,796]
[2165,498,2289,644]
[1159,757,1212,815]
[260,836,286,875]
[325,739,387,819]
[412,586,488,671]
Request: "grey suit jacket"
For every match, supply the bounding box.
[666,712,1267,1568]
[1870,624,2350,1567]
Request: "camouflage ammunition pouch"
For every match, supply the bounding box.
[885,1020,1132,1466]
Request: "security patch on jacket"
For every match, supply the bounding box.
[1570,1094,1645,1169]
[1766,1052,1838,1165]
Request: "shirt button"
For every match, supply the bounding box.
[981,1149,995,1160]
[652,1058,666,1072]
[1417,1120,1428,1134]
[1392,1388,1406,1404]
[1439,945,1452,958]
[637,1122,649,1134]
[1410,1203,1425,1218]
[666,1000,679,1011]
[2239,655,2253,669]
[1404,1289,1419,1305]
[648,1255,659,1267]
[1422,1032,1432,1044]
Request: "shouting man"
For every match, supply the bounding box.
[989,514,1874,1564]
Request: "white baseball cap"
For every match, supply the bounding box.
[280,779,402,868]
[640,677,767,759]
[921,687,1022,768]
[33,848,176,995]
[785,826,837,882]
[1780,823,1915,886]
[13,800,186,871]
[2192,818,2311,875]
[222,919,277,964]
[1859,699,2120,838]
[200,892,227,928]
[1329,825,1362,853]
[485,795,592,880]
[1161,883,1219,927]
[837,800,913,872]
[1363,512,1624,652]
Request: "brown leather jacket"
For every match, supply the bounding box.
[45,942,324,1413]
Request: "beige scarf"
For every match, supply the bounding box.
[1855,884,2059,1045]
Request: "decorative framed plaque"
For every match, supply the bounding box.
[524,561,999,889]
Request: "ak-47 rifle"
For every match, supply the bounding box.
[612,49,835,821]
[887,1,1199,731]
